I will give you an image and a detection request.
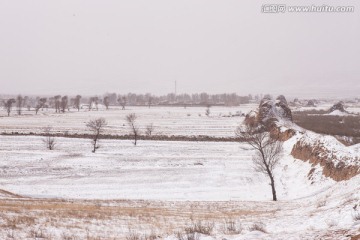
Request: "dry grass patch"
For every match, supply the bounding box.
[0,197,277,239]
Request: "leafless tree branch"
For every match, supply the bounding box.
[126,113,140,145]
[86,118,108,153]
[236,125,283,201]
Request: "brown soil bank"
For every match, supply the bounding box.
[291,139,360,181]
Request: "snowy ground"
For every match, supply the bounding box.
[0,135,359,239]
[0,106,256,137]
[0,104,360,239]
[0,135,332,201]
[1,104,359,137]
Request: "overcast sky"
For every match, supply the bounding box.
[0,0,359,98]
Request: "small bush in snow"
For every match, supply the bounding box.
[61,232,77,240]
[222,219,242,234]
[185,221,214,235]
[176,231,199,240]
[6,229,15,239]
[205,106,210,117]
[317,200,326,208]
[353,211,360,221]
[125,231,159,240]
[176,221,214,240]
[126,231,141,240]
[249,222,267,233]
[145,123,155,136]
[42,126,56,150]
[30,228,47,238]
[144,232,159,240]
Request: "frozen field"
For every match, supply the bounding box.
[0,135,359,239]
[1,104,359,138]
[0,105,360,239]
[0,135,332,201]
[0,106,256,137]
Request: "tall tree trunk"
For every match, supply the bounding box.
[269,175,277,201]
[93,139,97,153]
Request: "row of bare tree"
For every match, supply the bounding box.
[87,113,149,152]
[43,113,151,153]
[2,94,128,116]
[2,91,258,116]
[42,114,283,201]
[105,92,253,106]
[3,95,27,116]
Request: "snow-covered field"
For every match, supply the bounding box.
[0,136,332,201]
[1,103,358,137]
[0,135,359,239]
[0,106,256,137]
[0,104,360,239]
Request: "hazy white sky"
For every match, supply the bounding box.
[0,0,359,98]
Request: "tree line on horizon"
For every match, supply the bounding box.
[1,92,256,116]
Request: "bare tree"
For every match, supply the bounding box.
[74,95,81,111]
[89,97,99,111]
[3,99,16,116]
[61,96,68,113]
[16,95,23,115]
[145,123,155,136]
[54,95,61,113]
[235,125,283,201]
[205,105,211,117]
[126,113,140,145]
[118,96,127,110]
[23,96,29,109]
[86,118,107,153]
[48,97,54,109]
[94,97,99,110]
[70,97,75,109]
[146,95,153,109]
[88,97,93,110]
[103,96,110,110]
[42,126,56,150]
[35,98,47,114]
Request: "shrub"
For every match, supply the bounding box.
[185,221,214,235]
[317,200,326,208]
[176,221,214,240]
[222,219,242,234]
[353,211,360,221]
[126,231,141,240]
[249,222,267,233]
[176,231,199,240]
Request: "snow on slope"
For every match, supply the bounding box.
[325,109,357,116]
[327,109,349,116]
[294,130,360,168]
